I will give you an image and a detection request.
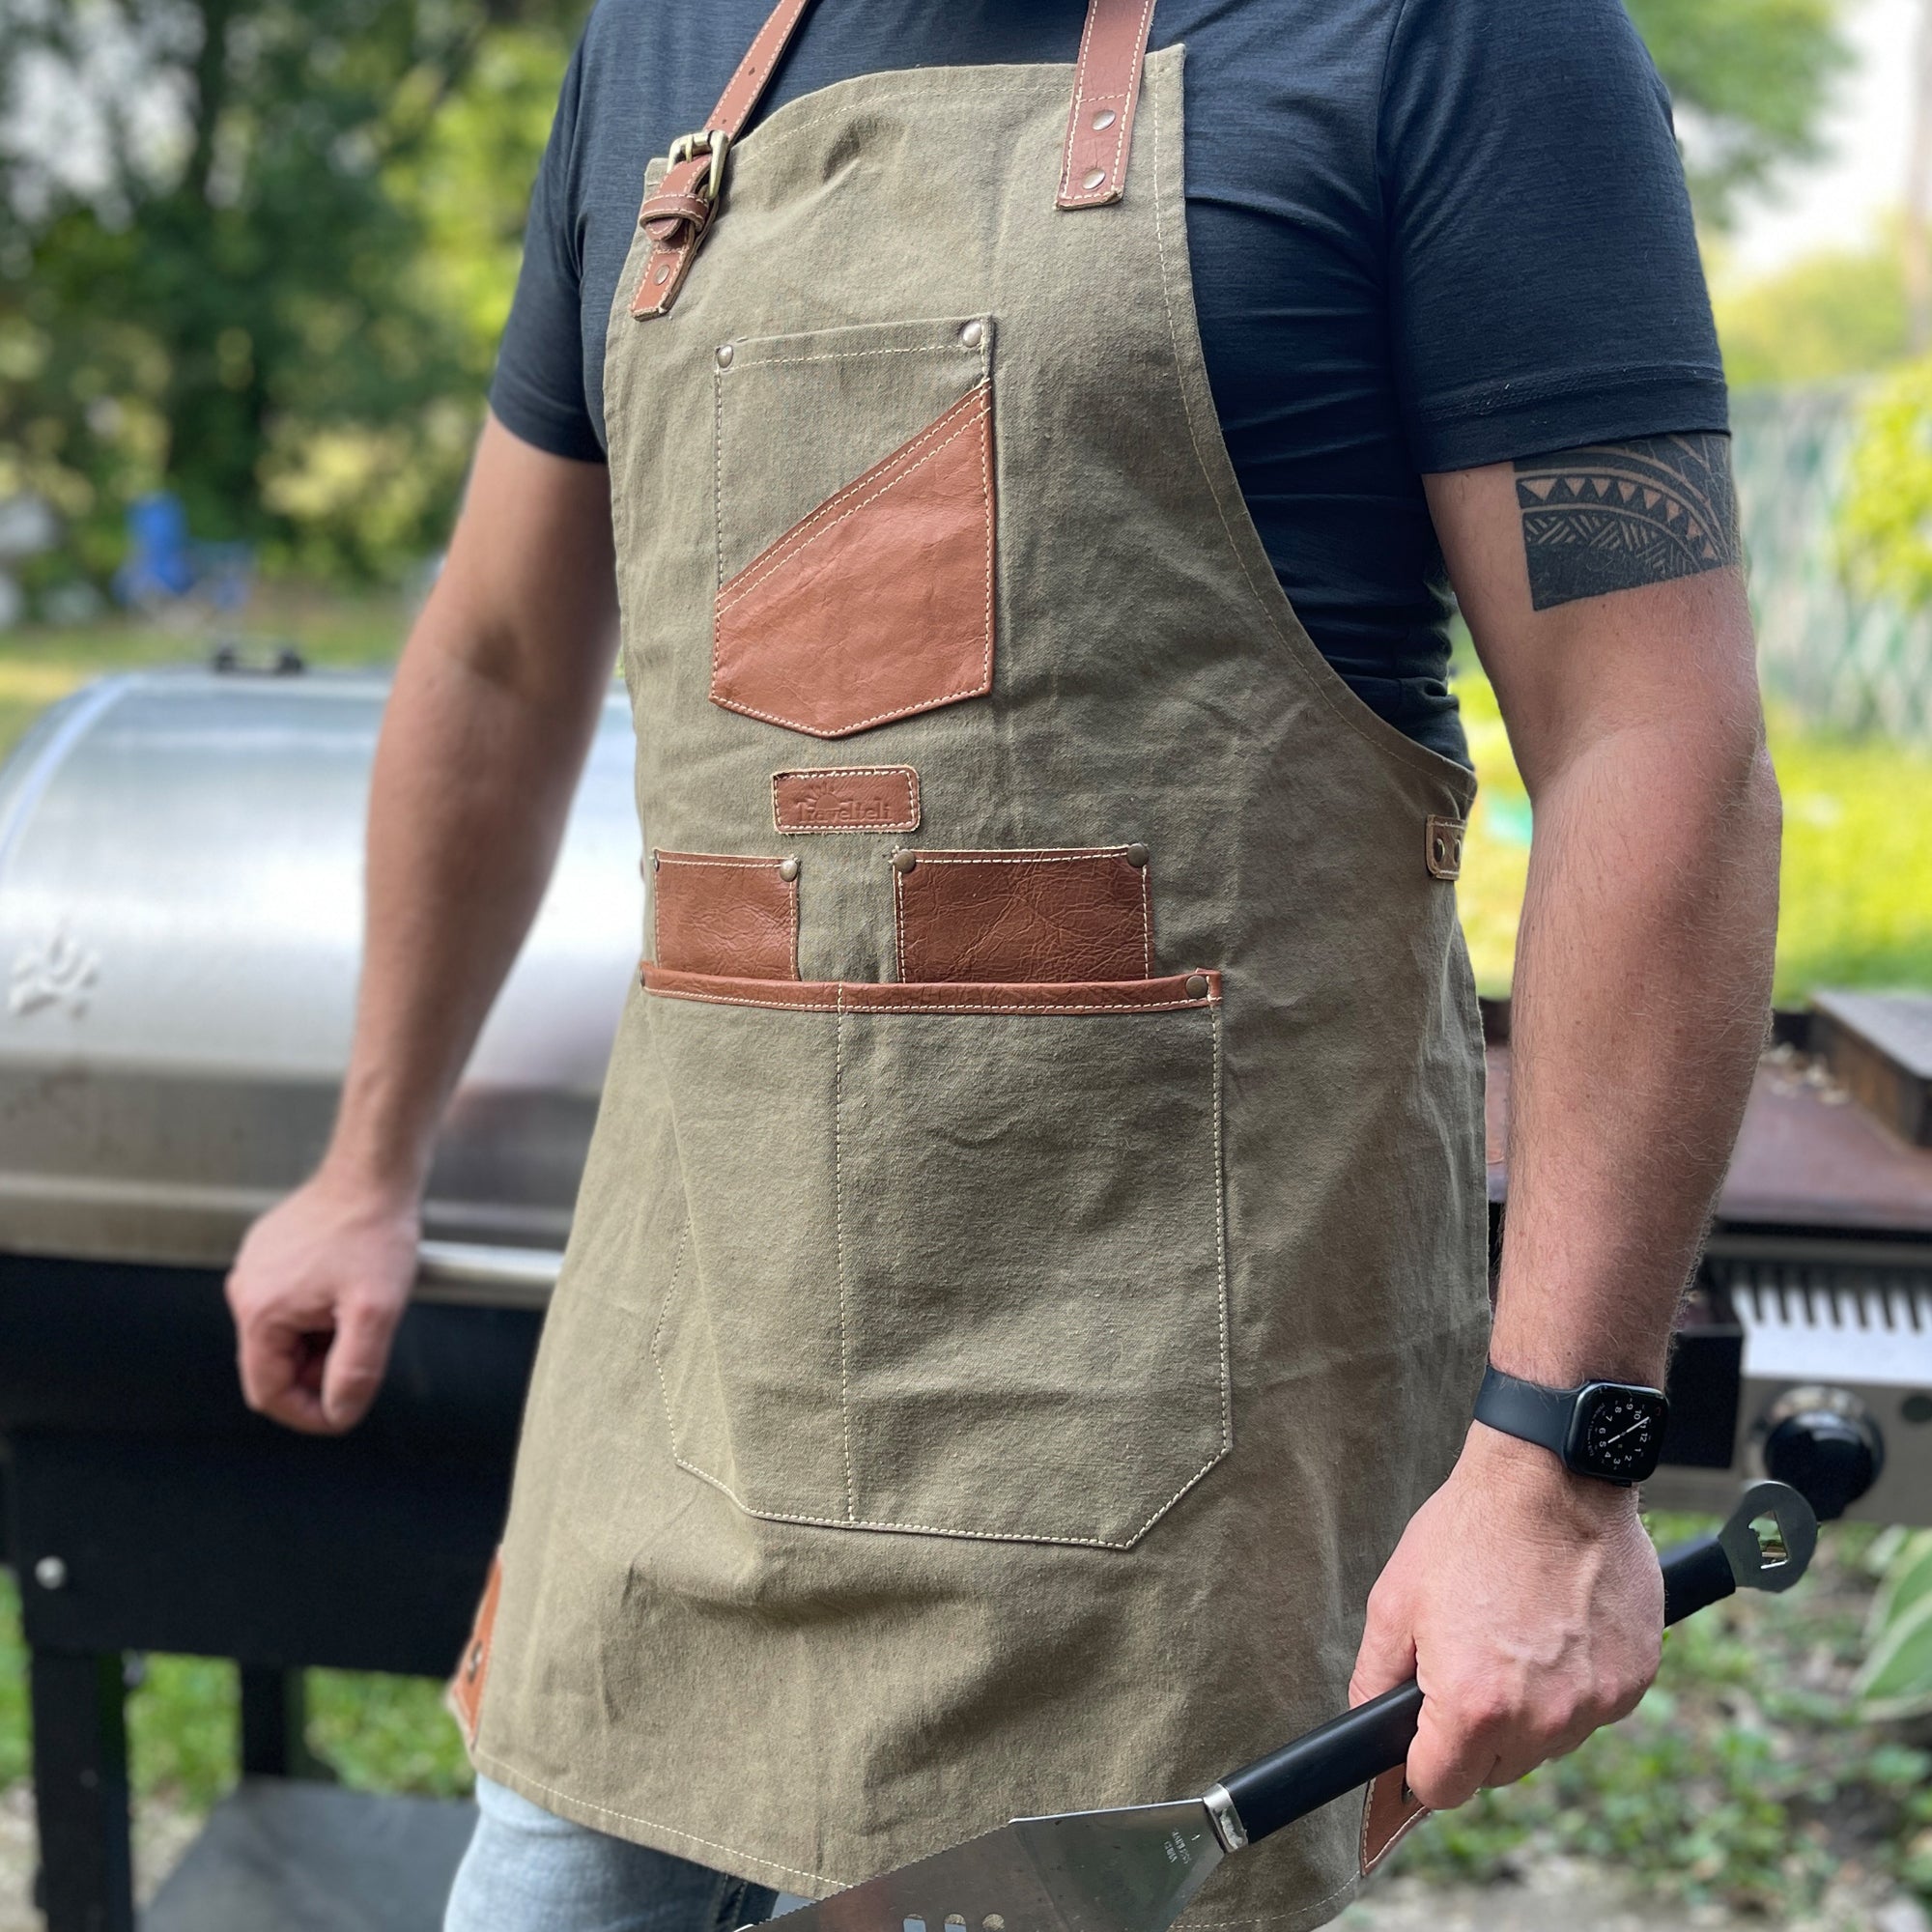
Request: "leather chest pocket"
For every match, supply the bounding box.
[711,317,997,740]
[643,974,1231,1549]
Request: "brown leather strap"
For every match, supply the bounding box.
[632,0,819,319]
[1057,0,1157,209]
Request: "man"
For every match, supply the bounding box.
[225,3,1780,1929]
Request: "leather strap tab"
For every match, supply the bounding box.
[1057,0,1157,209]
[632,0,819,318]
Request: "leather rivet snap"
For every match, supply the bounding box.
[1123,842,1150,868]
[650,852,660,872]
[1185,974,1210,1001]
[892,851,918,873]
[715,343,734,368]
[1433,837,1446,864]
[778,856,800,882]
[960,321,984,349]
[1082,167,1107,191]
[466,1644,483,1680]
[1093,107,1117,130]
[654,263,671,285]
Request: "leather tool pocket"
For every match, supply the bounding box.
[651,850,800,980]
[643,972,1231,1548]
[711,317,996,740]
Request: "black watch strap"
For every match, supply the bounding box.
[1474,1363,1576,1460]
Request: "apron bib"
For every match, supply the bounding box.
[465,6,1491,1924]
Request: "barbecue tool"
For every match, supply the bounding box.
[753,1480,1816,1932]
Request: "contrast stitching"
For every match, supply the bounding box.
[1059,0,1101,200]
[646,1220,693,1457]
[833,987,857,1521]
[1140,859,1153,976]
[668,1433,1225,1552]
[654,853,787,867]
[737,341,960,372]
[469,1752,843,1890]
[1210,1005,1232,1451]
[716,386,990,611]
[771,767,921,836]
[713,363,726,591]
[1144,66,1465,799]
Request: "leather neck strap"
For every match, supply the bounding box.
[632,0,1158,320]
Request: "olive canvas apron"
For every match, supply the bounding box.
[457,3,1492,1924]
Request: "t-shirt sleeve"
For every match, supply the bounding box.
[1380,0,1727,471]
[489,40,608,465]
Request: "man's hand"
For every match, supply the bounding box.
[226,1169,421,1435]
[1350,1426,1662,1807]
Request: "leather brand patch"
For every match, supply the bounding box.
[652,851,800,980]
[447,1550,502,1750]
[712,384,995,740]
[894,847,1152,984]
[773,767,921,836]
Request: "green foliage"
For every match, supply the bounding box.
[1716,240,1911,388]
[1839,355,1932,610]
[1627,0,1854,224]
[1857,1530,1932,1721]
[0,0,577,582]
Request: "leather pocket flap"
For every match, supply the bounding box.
[652,851,800,980]
[894,846,1151,983]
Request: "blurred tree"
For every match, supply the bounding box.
[1627,0,1853,224]
[1715,233,1910,387]
[0,0,578,580]
[1839,353,1932,608]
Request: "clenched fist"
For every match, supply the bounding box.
[225,1169,421,1435]
[1350,1421,1663,1809]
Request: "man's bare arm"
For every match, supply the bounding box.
[1350,433,1780,1807]
[226,414,619,1433]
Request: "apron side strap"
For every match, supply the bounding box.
[632,0,821,320]
[1057,0,1158,210]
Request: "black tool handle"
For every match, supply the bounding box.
[1216,1524,1743,1847]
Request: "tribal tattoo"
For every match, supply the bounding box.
[1513,433,1739,611]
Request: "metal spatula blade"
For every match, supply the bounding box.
[776,1799,1227,1932]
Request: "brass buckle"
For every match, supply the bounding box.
[667,128,731,205]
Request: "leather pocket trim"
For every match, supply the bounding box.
[1361,1768,1429,1874]
[712,383,995,740]
[651,851,800,980]
[893,846,1151,984]
[446,1549,502,1751]
[642,964,1218,1015]
[772,766,921,836]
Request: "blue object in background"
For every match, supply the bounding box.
[114,493,254,611]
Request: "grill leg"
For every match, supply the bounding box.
[239,1663,330,1778]
[28,1646,134,1932]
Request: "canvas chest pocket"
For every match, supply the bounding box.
[710,316,997,740]
[642,970,1231,1550]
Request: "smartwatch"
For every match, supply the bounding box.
[1474,1363,1669,1487]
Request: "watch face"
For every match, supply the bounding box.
[1575,1385,1668,1481]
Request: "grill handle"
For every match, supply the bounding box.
[414,1239,563,1307]
[1212,1480,1817,1849]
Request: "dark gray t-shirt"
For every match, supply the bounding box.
[491,0,1726,764]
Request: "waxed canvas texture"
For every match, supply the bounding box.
[474,48,1492,1932]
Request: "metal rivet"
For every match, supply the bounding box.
[892,851,918,873]
[34,1556,67,1592]
[1082,167,1107,191]
[960,321,984,349]
[778,857,800,882]
[654,263,671,285]
[1433,837,1446,863]
[1093,107,1117,130]
[465,1644,484,1681]
[1123,842,1150,868]
[1185,974,1209,1000]
[650,852,660,872]
[716,343,734,368]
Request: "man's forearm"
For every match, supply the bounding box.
[1493,680,1780,1388]
[323,624,611,1201]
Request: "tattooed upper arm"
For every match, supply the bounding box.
[1512,433,1739,611]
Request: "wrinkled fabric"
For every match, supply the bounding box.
[476,51,1492,1932]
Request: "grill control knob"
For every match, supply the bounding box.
[1759,1385,1884,1522]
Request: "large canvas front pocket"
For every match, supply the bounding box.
[711,317,997,740]
[644,972,1230,1549]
